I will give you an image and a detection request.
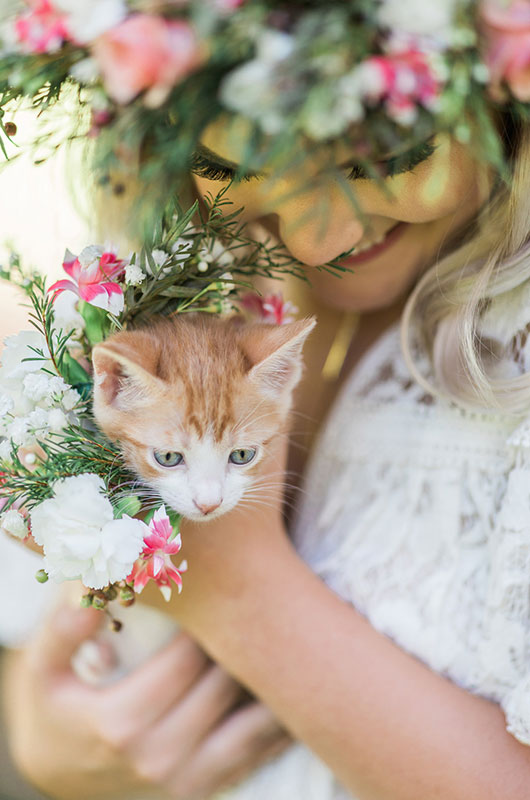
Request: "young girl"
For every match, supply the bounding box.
[3,2,530,799]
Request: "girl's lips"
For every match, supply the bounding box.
[336,222,408,267]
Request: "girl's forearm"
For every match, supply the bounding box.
[174,523,530,800]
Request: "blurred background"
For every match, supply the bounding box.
[0,103,92,800]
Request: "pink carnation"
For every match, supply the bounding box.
[92,14,202,106]
[48,246,127,315]
[241,292,298,324]
[361,51,440,125]
[14,0,69,54]
[127,506,187,602]
[481,0,530,102]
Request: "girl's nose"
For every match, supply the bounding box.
[277,212,365,267]
[256,179,366,267]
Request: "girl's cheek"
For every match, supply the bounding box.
[358,139,492,224]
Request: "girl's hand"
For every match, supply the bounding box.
[3,604,291,800]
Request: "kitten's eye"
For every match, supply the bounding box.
[154,450,184,467]
[229,448,256,465]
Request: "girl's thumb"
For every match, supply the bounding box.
[36,604,104,675]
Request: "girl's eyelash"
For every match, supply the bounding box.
[190,140,438,184]
[346,140,438,181]
[189,154,255,183]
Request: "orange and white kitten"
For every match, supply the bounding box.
[91,314,315,522]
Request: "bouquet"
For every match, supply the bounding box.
[0,188,304,627]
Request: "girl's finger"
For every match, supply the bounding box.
[192,702,290,777]
[101,632,210,730]
[166,726,292,799]
[30,605,104,677]
[131,664,244,776]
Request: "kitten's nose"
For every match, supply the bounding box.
[193,499,222,516]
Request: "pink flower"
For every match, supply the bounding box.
[127,506,187,602]
[14,0,69,54]
[214,0,245,11]
[481,0,530,102]
[361,51,440,124]
[92,14,202,106]
[48,246,127,315]
[241,292,298,325]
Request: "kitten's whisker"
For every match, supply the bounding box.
[232,399,268,433]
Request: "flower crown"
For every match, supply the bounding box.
[1,0,529,220]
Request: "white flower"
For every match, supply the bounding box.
[23,373,52,403]
[152,249,170,267]
[62,388,81,412]
[377,0,459,48]
[257,30,294,63]
[53,291,85,333]
[8,417,30,446]
[55,0,127,43]
[78,245,105,270]
[219,272,235,295]
[0,391,14,418]
[47,408,68,433]
[0,438,12,461]
[0,509,28,539]
[27,407,50,434]
[0,331,50,382]
[124,263,146,286]
[30,474,145,589]
[47,376,69,397]
[69,57,100,84]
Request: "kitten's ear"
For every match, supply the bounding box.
[243,317,316,400]
[92,338,165,410]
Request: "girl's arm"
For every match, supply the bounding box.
[162,435,530,800]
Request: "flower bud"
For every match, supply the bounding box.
[119,587,135,607]
[35,569,49,583]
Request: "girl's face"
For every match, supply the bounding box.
[192,120,493,311]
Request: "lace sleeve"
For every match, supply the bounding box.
[477,420,530,745]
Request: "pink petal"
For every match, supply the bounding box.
[81,282,124,314]
[63,254,81,279]
[48,279,80,299]
[159,585,172,602]
[143,532,166,551]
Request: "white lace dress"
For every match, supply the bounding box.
[216,309,530,800]
[3,309,530,800]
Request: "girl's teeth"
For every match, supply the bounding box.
[354,231,387,254]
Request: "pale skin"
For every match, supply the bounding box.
[5,121,530,799]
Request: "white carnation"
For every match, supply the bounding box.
[30,474,146,589]
[0,509,28,539]
[124,263,146,286]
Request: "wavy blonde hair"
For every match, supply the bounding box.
[401,123,530,415]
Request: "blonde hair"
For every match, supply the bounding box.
[401,123,530,415]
